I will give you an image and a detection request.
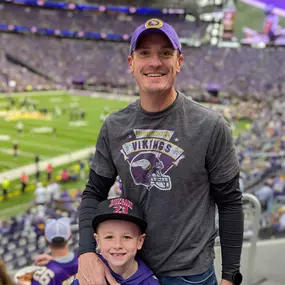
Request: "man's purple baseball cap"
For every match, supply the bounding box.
[129,18,182,55]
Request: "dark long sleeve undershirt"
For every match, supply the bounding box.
[79,170,244,276]
[211,173,244,275]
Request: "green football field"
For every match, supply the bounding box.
[0,91,129,172]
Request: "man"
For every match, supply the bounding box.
[16,121,24,135]
[34,182,46,206]
[1,177,10,200]
[20,172,29,194]
[46,180,61,204]
[31,217,78,285]
[46,163,53,182]
[78,19,243,285]
[264,5,279,42]
[13,140,19,157]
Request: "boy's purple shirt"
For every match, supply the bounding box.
[71,254,160,285]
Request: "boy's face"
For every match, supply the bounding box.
[94,220,145,271]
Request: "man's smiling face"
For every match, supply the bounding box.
[128,32,184,96]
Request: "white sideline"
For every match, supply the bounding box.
[0,146,95,181]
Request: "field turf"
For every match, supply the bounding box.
[0,91,128,172]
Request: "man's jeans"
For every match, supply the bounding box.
[158,264,218,285]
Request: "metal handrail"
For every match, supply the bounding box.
[242,193,262,285]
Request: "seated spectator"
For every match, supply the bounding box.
[70,170,79,182]
[31,217,78,285]
[108,176,122,199]
[34,182,46,206]
[46,181,61,204]
[272,207,285,233]
[254,180,274,215]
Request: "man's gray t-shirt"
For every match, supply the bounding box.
[92,92,239,276]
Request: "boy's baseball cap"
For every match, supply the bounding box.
[92,198,147,233]
[129,18,182,54]
[45,217,71,243]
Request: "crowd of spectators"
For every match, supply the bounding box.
[0,3,284,99]
[0,191,81,273]
[0,157,122,275]
[1,31,285,99]
[0,47,54,92]
[0,4,201,38]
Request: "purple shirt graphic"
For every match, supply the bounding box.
[71,255,160,285]
[31,254,78,285]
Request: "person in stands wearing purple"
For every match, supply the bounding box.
[31,217,78,285]
[78,18,244,285]
[72,198,160,285]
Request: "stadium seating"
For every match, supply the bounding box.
[1,31,285,98]
[0,4,198,38]
[0,3,284,98]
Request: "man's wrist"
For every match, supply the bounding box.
[220,279,233,285]
[222,272,243,285]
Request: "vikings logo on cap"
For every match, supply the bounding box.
[145,18,163,29]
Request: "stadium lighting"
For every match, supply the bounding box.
[98,5,106,12]
[211,37,219,45]
[122,34,129,40]
[212,28,219,36]
[31,26,37,33]
[185,14,196,22]
[129,7,136,13]
[215,0,223,5]
[37,0,44,6]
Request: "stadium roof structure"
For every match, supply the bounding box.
[241,0,285,17]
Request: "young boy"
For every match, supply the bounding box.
[72,198,160,285]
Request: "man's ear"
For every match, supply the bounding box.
[137,233,146,250]
[128,55,134,73]
[176,53,184,73]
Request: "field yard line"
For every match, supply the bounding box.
[0,147,40,158]
[0,160,20,168]
[0,91,67,98]
[20,140,73,152]
[0,146,95,181]
[0,202,32,216]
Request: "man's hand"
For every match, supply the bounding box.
[78,252,120,285]
[34,254,52,266]
[220,279,233,285]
